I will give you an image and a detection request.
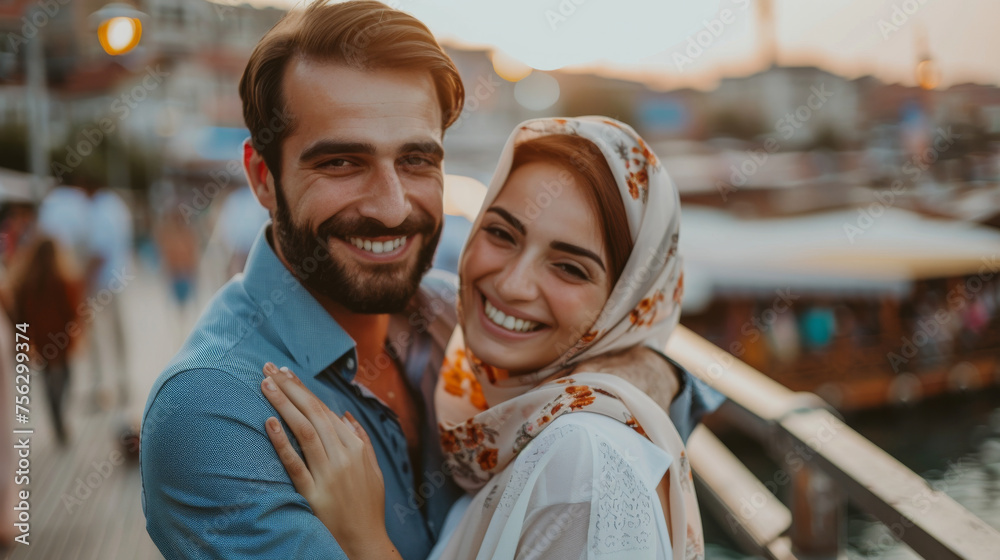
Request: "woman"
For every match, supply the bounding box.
[2,235,83,444]
[260,117,703,559]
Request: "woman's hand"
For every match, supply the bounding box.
[260,362,401,560]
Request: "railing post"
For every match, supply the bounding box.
[789,465,846,560]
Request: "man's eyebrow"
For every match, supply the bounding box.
[299,140,375,164]
[550,241,606,273]
[486,206,525,234]
[400,141,444,159]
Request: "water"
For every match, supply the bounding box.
[707,387,1000,558]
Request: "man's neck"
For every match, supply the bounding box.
[323,299,391,361]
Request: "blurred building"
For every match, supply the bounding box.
[0,0,283,190]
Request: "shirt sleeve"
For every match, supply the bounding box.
[646,348,727,443]
[141,368,347,560]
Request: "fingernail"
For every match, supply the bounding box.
[263,378,276,391]
[268,417,281,433]
[264,363,278,376]
[280,366,293,379]
[344,416,358,434]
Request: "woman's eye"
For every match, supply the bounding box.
[556,263,589,280]
[484,226,513,243]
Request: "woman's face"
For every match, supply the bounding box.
[460,161,613,375]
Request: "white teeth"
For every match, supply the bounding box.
[483,299,539,333]
[348,236,408,255]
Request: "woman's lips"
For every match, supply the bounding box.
[475,291,549,341]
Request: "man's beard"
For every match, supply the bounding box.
[272,183,441,314]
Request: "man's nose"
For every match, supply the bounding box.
[356,165,412,229]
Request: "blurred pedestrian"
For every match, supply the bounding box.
[0,202,37,268]
[38,176,133,410]
[1,235,84,444]
[154,208,201,341]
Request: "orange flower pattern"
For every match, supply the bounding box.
[579,329,600,345]
[625,415,648,438]
[629,290,666,329]
[674,271,685,305]
[477,448,498,471]
[441,349,488,411]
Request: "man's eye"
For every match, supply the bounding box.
[401,155,434,166]
[321,159,354,168]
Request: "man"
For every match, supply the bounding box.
[141,2,722,559]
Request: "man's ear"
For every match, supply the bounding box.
[243,138,277,213]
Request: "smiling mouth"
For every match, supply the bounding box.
[346,235,409,255]
[481,294,546,334]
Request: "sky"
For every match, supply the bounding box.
[227,0,1000,90]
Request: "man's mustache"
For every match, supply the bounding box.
[316,214,437,241]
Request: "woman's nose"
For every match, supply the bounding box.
[494,256,539,302]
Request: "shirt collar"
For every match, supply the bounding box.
[241,223,356,377]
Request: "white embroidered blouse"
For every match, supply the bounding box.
[429,412,674,560]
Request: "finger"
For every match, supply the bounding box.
[321,407,362,453]
[264,363,346,458]
[265,416,315,495]
[344,411,374,450]
[261,372,332,472]
[344,411,384,484]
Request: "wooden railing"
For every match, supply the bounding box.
[666,325,1000,560]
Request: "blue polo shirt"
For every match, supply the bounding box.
[141,226,463,560]
[141,224,724,560]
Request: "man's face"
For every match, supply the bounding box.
[272,60,445,313]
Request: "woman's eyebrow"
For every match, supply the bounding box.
[550,241,606,272]
[485,207,525,234]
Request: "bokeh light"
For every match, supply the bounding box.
[98,16,142,56]
[491,50,532,82]
[513,72,560,111]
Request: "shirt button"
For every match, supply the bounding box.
[345,357,355,369]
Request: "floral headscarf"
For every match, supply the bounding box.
[435,117,701,558]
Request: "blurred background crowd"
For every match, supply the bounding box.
[0,0,998,558]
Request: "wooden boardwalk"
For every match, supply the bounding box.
[4,266,199,560]
[3,410,161,560]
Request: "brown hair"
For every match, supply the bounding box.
[510,135,633,286]
[239,0,465,177]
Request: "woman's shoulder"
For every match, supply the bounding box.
[523,412,673,485]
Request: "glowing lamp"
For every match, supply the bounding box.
[916,59,939,91]
[90,3,146,56]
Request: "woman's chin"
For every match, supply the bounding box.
[464,334,541,376]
